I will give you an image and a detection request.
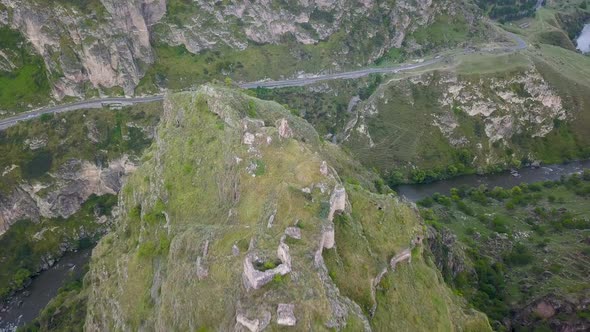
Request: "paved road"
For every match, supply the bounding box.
[0,96,163,130]
[238,33,527,89]
[238,58,442,89]
[0,31,527,131]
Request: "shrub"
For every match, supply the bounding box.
[504,244,533,266]
[505,201,515,210]
[254,159,266,176]
[432,193,452,206]
[491,216,509,233]
[417,197,434,207]
[23,150,53,179]
[137,241,157,258]
[490,186,510,200]
[129,205,142,220]
[456,201,474,216]
[511,186,522,196]
[263,261,277,270]
[12,268,31,289]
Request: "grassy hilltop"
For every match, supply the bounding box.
[22,85,490,331]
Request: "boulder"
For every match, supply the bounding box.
[277,242,292,269]
[232,244,240,256]
[277,119,293,139]
[236,311,271,332]
[196,256,208,280]
[277,303,296,326]
[284,227,301,240]
[243,132,256,145]
[321,222,335,249]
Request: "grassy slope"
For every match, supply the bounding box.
[0,27,51,113]
[84,86,489,331]
[419,175,590,328]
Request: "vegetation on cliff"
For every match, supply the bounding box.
[419,172,590,330]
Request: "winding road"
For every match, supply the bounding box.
[0,32,527,131]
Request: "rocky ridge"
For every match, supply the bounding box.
[84,85,490,331]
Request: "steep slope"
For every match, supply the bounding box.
[341,45,590,184]
[83,86,490,331]
[0,102,160,301]
[419,174,590,331]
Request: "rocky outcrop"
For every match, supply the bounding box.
[277,118,293,139]
[0,0,166,97]
[426,226,473,281]
[0,156,136,235]
[343,63,570,174]
[435,69,565,143]
[284,226,301,240]
[320,161,329,176]
[390,248,412,270]
[512,294,590,332]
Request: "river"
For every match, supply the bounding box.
[396,160,590,201]
[576,24,590,54]
[0,249,91,332]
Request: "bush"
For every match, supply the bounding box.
[137,241,157,259]
[490,186,510,200]
[505,201,515,210]
[22,150,53,179]
[12,268,31,289]
[432,193,452,206]
[504,244,533,266]
[417,197,434,207]
[456,200,475,216]
[491,216,510,233]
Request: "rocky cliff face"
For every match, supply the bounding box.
[0,156,136,236]
[0,0,165,97]
[0,0,481,98]
[84,86,490,331]
[341,58,575,178]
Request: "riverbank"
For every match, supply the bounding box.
[396,160,590,201]
[0,249,91,331]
